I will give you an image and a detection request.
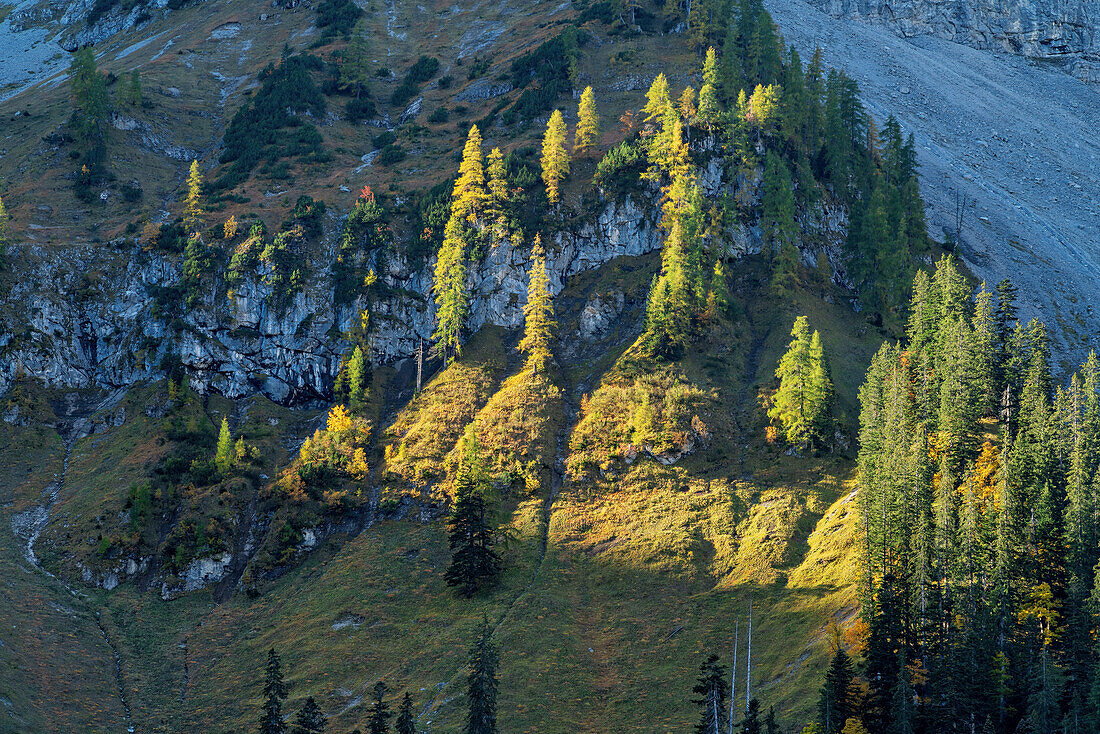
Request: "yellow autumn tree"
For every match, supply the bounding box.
[183,159,204,235]
[518,234,556,372]
[541,109,570,204]
[573,85,599,157]
[452,125,486,223]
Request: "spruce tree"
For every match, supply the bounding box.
[215,416,234,477]
[445,434,501,597]
[291,697,327,734]
[466,619,498,734]
[259,648,288,734]
[184,159,204,235]
[541,109,570,204]
[574,86,599,157]
[764,707,780,734]
[818,645,854,733]
[517,235,555,373]
[697,47,721,131]
[693,654,728,734]
[394,692,416,734]
[738,697,762,734]
[367,681,391,734]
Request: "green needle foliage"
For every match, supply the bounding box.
[769,316,833,448]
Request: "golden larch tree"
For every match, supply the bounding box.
[574,86,599,157]
[183,160,204,236]
[540,110,570,204]
[518,234,556,372]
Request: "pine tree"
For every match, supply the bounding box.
[692,654,728,734]
[432,216,469,363]
[574,86,599,157]
[367,681,391,734]
[445,434,501,597]
[517,235,555,373]
[215,416,234,477]
[259,648,288,734]
[697,47,721,131]
[541,109,570,204]
[395,692,416,734]
[466,619,498,734]
[184,159,204,235]
[769,316,833,447]
[291,697,327,734]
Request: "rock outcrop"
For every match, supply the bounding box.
[0,196,670,404]
[810,0,1100,82]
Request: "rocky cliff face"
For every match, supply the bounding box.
[810,0,1100,82]
[1,159,828,407]
[0,196,671,405]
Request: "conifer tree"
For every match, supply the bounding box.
[641,218,694,358]
[432,216,469,363]
[518,235,555,373]
[541,109,570,204]
[445,434,500,597]
[291,697,327,734]
[341,19,372,98]
[466,619,498,734]
[216,416,234,477]
[692,654,728,734]
[453,126,487,223]
[760,151,798,293]
[643,73,673,128]
[68,47,108,162]
[485,147,508,224]
[345,345,367,410]
[574,86,599,157]
[184,160,204,235]
[818,644,854,733]
[738,698,762,734]
[764,707,780,734]
[395,692,416,734]
[0,194,9,254]
[769,316,832,447]
[367,682,391,734]
[259,648,288,734]
[705,260,729,321]
[697,47,721,131]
